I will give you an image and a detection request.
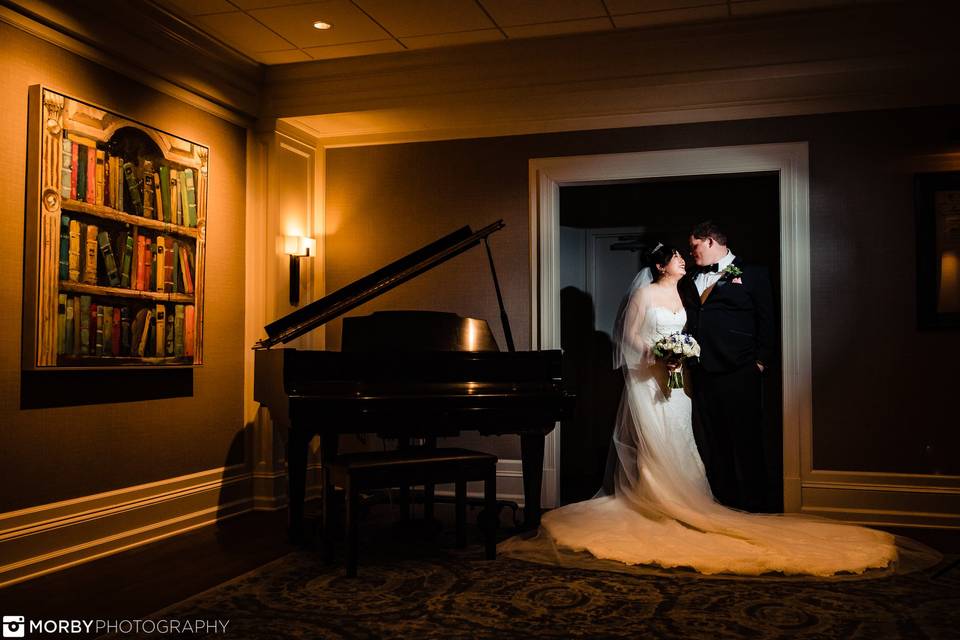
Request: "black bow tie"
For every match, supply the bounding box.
[698,263,720,273]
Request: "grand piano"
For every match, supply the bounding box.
[253,220,574,541]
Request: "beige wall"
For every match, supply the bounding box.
[326,107,960,476]
[0,21,247,511]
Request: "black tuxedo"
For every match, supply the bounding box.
[680,257,775,512]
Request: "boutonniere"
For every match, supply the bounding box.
[720,265,743,281]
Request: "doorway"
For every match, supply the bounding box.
[558,174,783,508]
[528,143,811,514]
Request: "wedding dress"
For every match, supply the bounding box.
[501,278,909,577]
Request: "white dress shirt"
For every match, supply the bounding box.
[694,250,735,295]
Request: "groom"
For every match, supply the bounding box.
[680,221,775,512]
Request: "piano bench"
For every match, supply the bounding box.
[323,447,499,577]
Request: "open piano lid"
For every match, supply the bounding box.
[255,220,506,349]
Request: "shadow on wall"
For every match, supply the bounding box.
[560,286,622,505]
[20,368,193,408]
[559,174,783,510]
[216,424,251,539]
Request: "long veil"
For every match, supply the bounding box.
[601,268,736,527]
[610,266,653,372]
[499,269,940,580]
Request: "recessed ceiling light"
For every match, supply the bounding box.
[313,20,332,30]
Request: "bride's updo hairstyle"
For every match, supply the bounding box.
[642,242,680,280]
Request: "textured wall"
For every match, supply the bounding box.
[326,106,960,474]
[0,21,246,511]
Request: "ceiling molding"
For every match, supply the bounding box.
[0,0,263,125]
[288,92,957,150]
[267,2,960,146]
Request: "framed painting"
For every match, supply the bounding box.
[915,171,960,329]
[23,86,207,368]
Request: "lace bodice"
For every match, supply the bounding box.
[653,306,686,337]
[645,306,687,343]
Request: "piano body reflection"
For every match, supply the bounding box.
[253,220,574,541]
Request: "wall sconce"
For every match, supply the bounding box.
[284,236,316,306]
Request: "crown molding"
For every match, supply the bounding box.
[268,1,960,146]
[287,59,959,148]
[0,0,262,126]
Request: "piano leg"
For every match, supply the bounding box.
[484,464,497,560]
[345,474,359,577]
[287,427,310,545]
[398,438,410,521]
[321,433,339,563]
[455,478,467,548]
[520,432,546,530]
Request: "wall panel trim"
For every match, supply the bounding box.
[0,466,257,588]
[529,143,957,528]
[801,479,960,529]
[530,143,811,512]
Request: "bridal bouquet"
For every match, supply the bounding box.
[653,333,701,389]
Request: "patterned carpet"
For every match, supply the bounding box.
[131,530,960,640]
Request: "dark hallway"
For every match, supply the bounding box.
[558,173,782,508]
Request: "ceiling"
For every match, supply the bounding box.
[157,0,876,66]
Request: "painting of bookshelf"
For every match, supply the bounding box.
[23,86,206,368]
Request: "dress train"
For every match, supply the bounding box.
[500,297,922,578]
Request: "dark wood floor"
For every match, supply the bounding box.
[885,525,960,554]
[1,509,295,621]
[2,505,958,623]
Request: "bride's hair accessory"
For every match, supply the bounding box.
[643,242,680,278]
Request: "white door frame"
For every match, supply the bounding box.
[529,143,810,512]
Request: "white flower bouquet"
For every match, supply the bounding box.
[652,332,701,389]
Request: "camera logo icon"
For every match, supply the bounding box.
[2,616,25,638]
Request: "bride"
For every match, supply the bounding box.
[502,243,902,577]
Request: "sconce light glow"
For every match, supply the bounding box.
[313,20,332,30]
[284,236,316,306]
[284,235,316,257]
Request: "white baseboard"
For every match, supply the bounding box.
[12,458,947,589]
[488,458,526,505]
[0,466,254,588]
[800,476,960,530]
[252,469,288,511]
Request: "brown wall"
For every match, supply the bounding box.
[0,22,246,511]
[326,106,960,475]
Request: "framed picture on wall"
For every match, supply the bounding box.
[22,86,207,368]
[915,171,960,329]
